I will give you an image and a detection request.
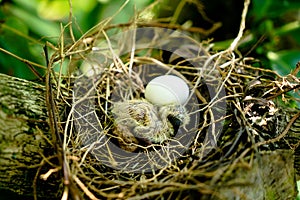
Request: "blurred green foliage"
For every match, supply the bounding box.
[0,0,299,78]
[249,0,300,76]
[211,0,300,75]
[0,0,152,79]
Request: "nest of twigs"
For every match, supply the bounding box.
[44,1,300,199]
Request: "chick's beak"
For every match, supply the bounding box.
[167,115,182,136]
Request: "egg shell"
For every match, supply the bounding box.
[145,75,189,106]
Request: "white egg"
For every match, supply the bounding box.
[145,75,189,106]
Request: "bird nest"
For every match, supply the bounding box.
[43,3,300,197]
[47,24,300,200]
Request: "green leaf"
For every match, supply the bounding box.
[100,0,153,24]
[0,16,44,79]
[9,2,61,43]
[267,50,300,76]
[252,0,300,20]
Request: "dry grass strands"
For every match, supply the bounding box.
[40,0,300,199]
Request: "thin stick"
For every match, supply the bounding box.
[229,0,251,52]
[292,61,300,76]
[68,0,76,43]
[73,175,98,200]
[0,47,46,80]
[256,111,300,147]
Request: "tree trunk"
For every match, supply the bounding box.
[0,72,298,199]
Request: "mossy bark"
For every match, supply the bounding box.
[0,73,298,199]
[0,73,60,199]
